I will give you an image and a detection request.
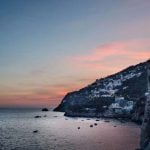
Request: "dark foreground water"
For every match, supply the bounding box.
[0,108,140,150]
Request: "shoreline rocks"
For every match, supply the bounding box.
[42,108,49,111]
[34,115,41,118]
[90,125,93,128]
[33,130,38,133]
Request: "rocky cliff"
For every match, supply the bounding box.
[140,60,150,150]
[54,60,149,120]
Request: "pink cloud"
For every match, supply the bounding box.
[69,39,150,74]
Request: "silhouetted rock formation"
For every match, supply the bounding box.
[94,123,98,126]
[54,60,149,119]
[42,108,49,111]
[34,115,41,118]
[33,130,38,133]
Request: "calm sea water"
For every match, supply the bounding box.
[0,108,140,150]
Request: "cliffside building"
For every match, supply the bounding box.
[109,96,133,114]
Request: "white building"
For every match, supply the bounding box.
[109,96,133,114]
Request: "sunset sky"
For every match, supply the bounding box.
[0,0,150,108]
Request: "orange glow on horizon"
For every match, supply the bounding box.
[0,39,150,107]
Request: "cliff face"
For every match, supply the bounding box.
[54,60,149,118]
[131,96,146,123]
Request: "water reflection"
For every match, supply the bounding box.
[0,109,140,150]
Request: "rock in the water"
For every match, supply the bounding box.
[43,115,47,117]
[90,125,93,128]
[34,115,41,118]
[94,123,98,126]
[42,108,49,111]
[77,127,80,129]
[33,130,38,133]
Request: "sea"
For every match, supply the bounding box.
[0,108,140,150]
